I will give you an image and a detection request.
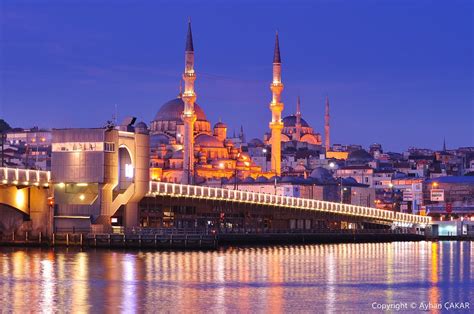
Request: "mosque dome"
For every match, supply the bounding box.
[134,121,148,134]
[310,167,334,183]
[282,115,310,128]
[213,121,227,128]
[248,138,264,147]
[154,97,207,122]
[195,134,224,148]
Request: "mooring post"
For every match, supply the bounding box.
[39,232,42,244]
[94,234,97,247]
[66,233,69,246]
[12,231,15,242]
[80,233,83,246]
[25,231,28,242]
[52,233,55,246]
[154,234,157,247]
[108,234,111,245]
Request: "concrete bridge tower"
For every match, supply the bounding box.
[269,32,284,176]
[181,20,197,184]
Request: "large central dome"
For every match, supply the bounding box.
[154,97,208,122]
[282,115,310,128]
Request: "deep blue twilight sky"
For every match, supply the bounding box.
[0,0,472,151]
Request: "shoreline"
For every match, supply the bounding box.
[1,232,471,251]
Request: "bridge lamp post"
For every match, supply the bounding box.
[262,148,268,172]
[218,162,224,188]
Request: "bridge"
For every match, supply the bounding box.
[0,166,431,237]
[0,167,52,236]
[1,167,50,187]
[148,181,431,227]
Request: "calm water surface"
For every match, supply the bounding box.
[0,241,472,313]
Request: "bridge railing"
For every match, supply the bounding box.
[148,181,431,226]
[0,167,50,186]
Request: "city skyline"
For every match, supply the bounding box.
[1,1,473,151]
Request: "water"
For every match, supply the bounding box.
[0,242,472,313]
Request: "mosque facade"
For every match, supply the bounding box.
[147,22,330,183]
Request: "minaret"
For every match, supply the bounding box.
[325,95,330,152]
[295,96,302,141]
[181,20,197,184]
[443,137,447,151]
[269,32,284,175]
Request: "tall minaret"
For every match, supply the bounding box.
[295,96,302,141]
[181,20,197,184]
[324,95,330,152]
[269,32,284,175]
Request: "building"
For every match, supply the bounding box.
[4,127,52,170]
[423,176,474,221]
[51,121,149,232]
[336,165,374,186]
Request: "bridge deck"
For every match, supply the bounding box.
[0,167,432,226]
[148,182,431,226]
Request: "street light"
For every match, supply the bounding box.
[339,177,344,204]
[218,162,224,188]
[262,148,268,172]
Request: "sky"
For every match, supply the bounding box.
[0,0,473,152]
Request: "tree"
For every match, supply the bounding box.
[0,119,11,132]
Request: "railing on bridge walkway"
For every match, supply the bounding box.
[148,181,432,226]
[0,167,50,187]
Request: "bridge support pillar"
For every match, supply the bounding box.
[124,202,139,228]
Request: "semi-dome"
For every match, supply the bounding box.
[171,149,183,159]
[282,115,310,128]
[154,97,207,122]
[150,134,170,146]
[195,134,224,148]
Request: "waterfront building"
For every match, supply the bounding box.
[3,127,52,170]
[423,176,474,221]
[51,120,149,231]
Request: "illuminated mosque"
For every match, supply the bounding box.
[148,22,330,183]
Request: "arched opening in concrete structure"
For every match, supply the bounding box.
[117,146,134,192]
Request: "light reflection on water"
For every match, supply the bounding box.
[0,242,472,312]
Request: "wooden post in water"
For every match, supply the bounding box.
[94,234,97,247]
[80,233,83,246]
[25,231,28,242]
[154,234,157,247]
[66,233,69,246]
[12,231,15,242]
[39,232,42,244]
[52,233,55,246]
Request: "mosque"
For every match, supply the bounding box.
[148,22,330,184]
